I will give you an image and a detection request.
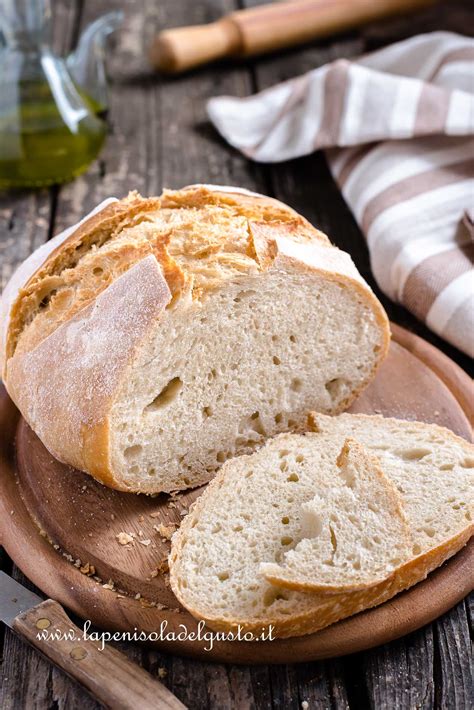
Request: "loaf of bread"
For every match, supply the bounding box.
[0,185,389,493]
[169,414,473,637]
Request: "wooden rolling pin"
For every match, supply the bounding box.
[150,0,436,73]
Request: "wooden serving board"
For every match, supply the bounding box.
[0,324,472,664]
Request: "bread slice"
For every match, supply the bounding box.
[260,438,412,593]
[0,185,389,493]
[169,414,473,638]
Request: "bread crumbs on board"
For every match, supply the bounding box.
[79,562,96,576]
[155,523,177,540]
[148,556,169,579]
[116,531,135,545]
[158,558,169,574]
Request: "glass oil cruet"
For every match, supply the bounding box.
[0,0,122,188]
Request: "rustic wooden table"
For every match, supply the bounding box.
[1,1,472,708]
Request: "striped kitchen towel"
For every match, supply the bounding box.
[208,32,474,357]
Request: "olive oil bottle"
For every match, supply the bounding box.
[0,77,107,189]
[0,0,114,189]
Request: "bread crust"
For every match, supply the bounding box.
[1,185,390,490]
[2,194,163,374]
[0,198,119,376]
[1,186,323,374]
[7,256,171,486]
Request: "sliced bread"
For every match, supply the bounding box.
[169,414,473,637]
[260,438,412,593]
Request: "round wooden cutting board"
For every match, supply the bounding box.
[0,324,472,664]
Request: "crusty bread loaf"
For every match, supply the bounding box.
[0,185,389,493]
[169,414,473,638]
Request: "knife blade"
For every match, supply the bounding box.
[0,571,44,627]
[0,571,186,709]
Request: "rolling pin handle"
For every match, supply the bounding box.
[150,19,241,74]
[150,0,437,74]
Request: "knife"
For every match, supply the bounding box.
[0,571,186,710]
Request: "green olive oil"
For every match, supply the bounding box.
[0,81,107,189]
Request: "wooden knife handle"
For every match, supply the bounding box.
[150,0,436,73]
[12,599,186,710]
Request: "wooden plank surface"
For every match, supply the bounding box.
[0,0,472,708]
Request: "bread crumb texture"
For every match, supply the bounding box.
[259,437,413,592]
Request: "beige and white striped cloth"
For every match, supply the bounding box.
[208,32,474,357]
